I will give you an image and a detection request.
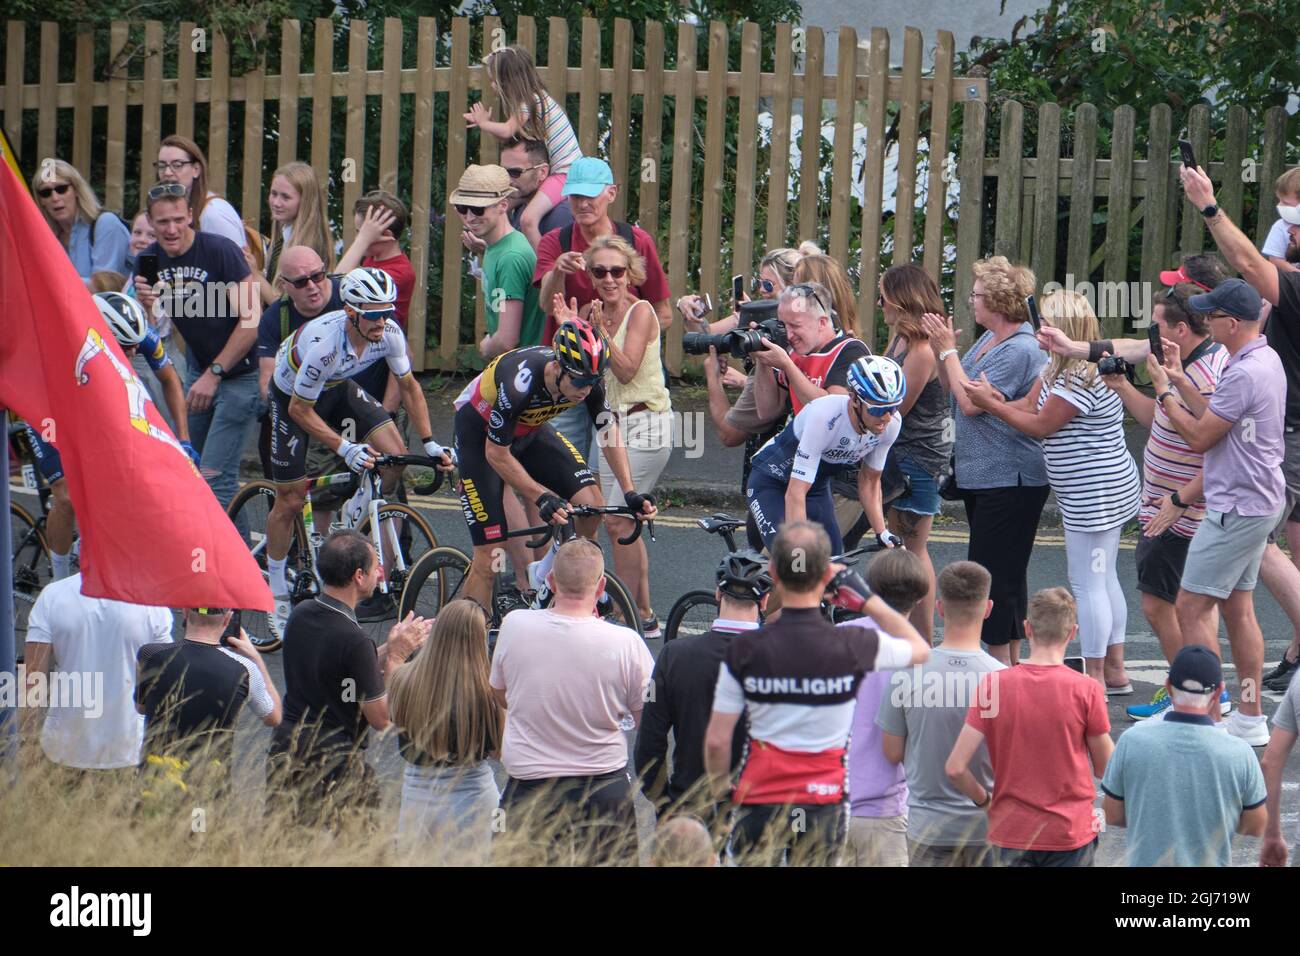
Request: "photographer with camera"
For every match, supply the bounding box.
[681,247,808,496]
[962,290,1140,692]
[751,281,871,425]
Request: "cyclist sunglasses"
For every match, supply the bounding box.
[352,306,396,322]
[147,182,188,201]
[566,372,602,388]
[36,183,72,199]
[283,270,329,289]
[589,266,627,280]
[861,403,901,418]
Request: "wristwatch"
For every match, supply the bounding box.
[1171,490,1188,509]
[1156,389,1176,405]
[1200,203,1219,219]
[209,362,227,379]
[975,790,992,809]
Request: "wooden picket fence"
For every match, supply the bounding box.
[955,99,1296,337]
[1,16,986,372]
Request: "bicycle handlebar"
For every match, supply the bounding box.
[517,503,654,550]
[371,453,450,496]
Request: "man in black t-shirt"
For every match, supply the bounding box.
[134,183,261,509]
[268,531,429,826]
[1181,164,1300,691]
[635,551,771,821]
[135,607,280,791]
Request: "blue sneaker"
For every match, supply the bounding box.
[1126,687,1170,721]
[1220,687,1232,716]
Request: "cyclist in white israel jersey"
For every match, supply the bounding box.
[260,267,453,646]
[747,355,907,555]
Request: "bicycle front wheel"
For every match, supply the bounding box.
[398,546,471,621]
[11,502,50,651]
[357,502,438,610]
[664,590,720,643]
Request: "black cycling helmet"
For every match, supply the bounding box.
[552,318,610,380]
[716,550,772,603]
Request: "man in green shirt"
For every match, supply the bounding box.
[454,164,545,357]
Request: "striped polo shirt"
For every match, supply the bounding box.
[1140,341,1228,537]
[519,92,582,175]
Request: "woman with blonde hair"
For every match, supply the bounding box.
[390,600,504,863]
[922,256,1049,665]
[554,233,671,635]
[793,252,859,337]
[154,134,248,250]
[31,159,131,289]
[963,289,1140,690]
[878,263,952,639]
[256,161,336,306]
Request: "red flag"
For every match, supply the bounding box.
[0,161,272,612]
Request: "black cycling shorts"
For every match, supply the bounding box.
[453,402,597,547]
[268,382,392,484]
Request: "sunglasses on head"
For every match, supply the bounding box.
[283,270,328,289]
[147,182,188,201]
[36,183,72,199]
[590,265,627,280]
[787,282,831,315]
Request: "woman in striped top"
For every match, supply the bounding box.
[467,46,583,248]
[966,290,1140,691]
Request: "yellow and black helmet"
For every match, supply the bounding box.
[552,319,610,380]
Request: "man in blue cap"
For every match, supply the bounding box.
[1102,645,1267,866]
[532,156,672,463]
[1148,277,1284,746]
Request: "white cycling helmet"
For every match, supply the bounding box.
[846,354,907,408]
[94,291,149,347]
[340,267,398,309]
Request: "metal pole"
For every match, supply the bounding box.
[0,411,17,773]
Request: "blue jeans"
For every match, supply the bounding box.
[395,761,500,864]
[185,359,259,509]
[548,402,593,466]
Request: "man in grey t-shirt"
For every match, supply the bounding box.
[1261,669,1300,866]
[877,561,1003,865]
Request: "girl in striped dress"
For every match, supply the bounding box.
[965,290,1140,692]
[466,45,582,248]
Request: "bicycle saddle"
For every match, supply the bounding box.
[697,513,745,533]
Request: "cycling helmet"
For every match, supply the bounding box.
[846,354,906,408]
[94,291,149,347]
[716,550,772,603]
[552,319,610,379]
[340,267,398,308]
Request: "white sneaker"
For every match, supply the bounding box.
[1222,711,1270,747]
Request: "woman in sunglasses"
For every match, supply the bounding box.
[155,134,249,252]
[577,235,672,635]
[30,159,131,291]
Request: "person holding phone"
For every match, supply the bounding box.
[961,290,1140,692]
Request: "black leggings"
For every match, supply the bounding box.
[964,483,1050,646]
[498,767,637,865]
[728,802,848,866]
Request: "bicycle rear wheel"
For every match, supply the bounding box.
[226,480,309,651]
[664,590,720,643]
[11,502,50,654]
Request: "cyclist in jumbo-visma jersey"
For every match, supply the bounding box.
[452,302,658,613]
[263,267,455,641]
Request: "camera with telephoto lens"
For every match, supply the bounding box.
[682,300,786,358]
[1097,355,1132,376]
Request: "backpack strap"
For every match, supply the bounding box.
[558,220,637,255]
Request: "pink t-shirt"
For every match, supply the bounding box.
[965,663,1110,851]
[490,608,654,780]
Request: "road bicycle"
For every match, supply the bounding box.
[226,454,444,651]
[662,512,890,642]
[396,503,651,645]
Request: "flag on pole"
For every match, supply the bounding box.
[0,159,272,612]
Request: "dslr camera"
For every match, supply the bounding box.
[682,300,787,359]
[1097,355,1132,376]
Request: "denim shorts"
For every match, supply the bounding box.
[890,455,942,517]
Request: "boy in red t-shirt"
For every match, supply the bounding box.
[945,587,1114,866]
[337,189,415,331]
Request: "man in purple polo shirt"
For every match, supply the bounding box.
[1149,278,1284,747]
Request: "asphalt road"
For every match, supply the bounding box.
[12,485,1300,865]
